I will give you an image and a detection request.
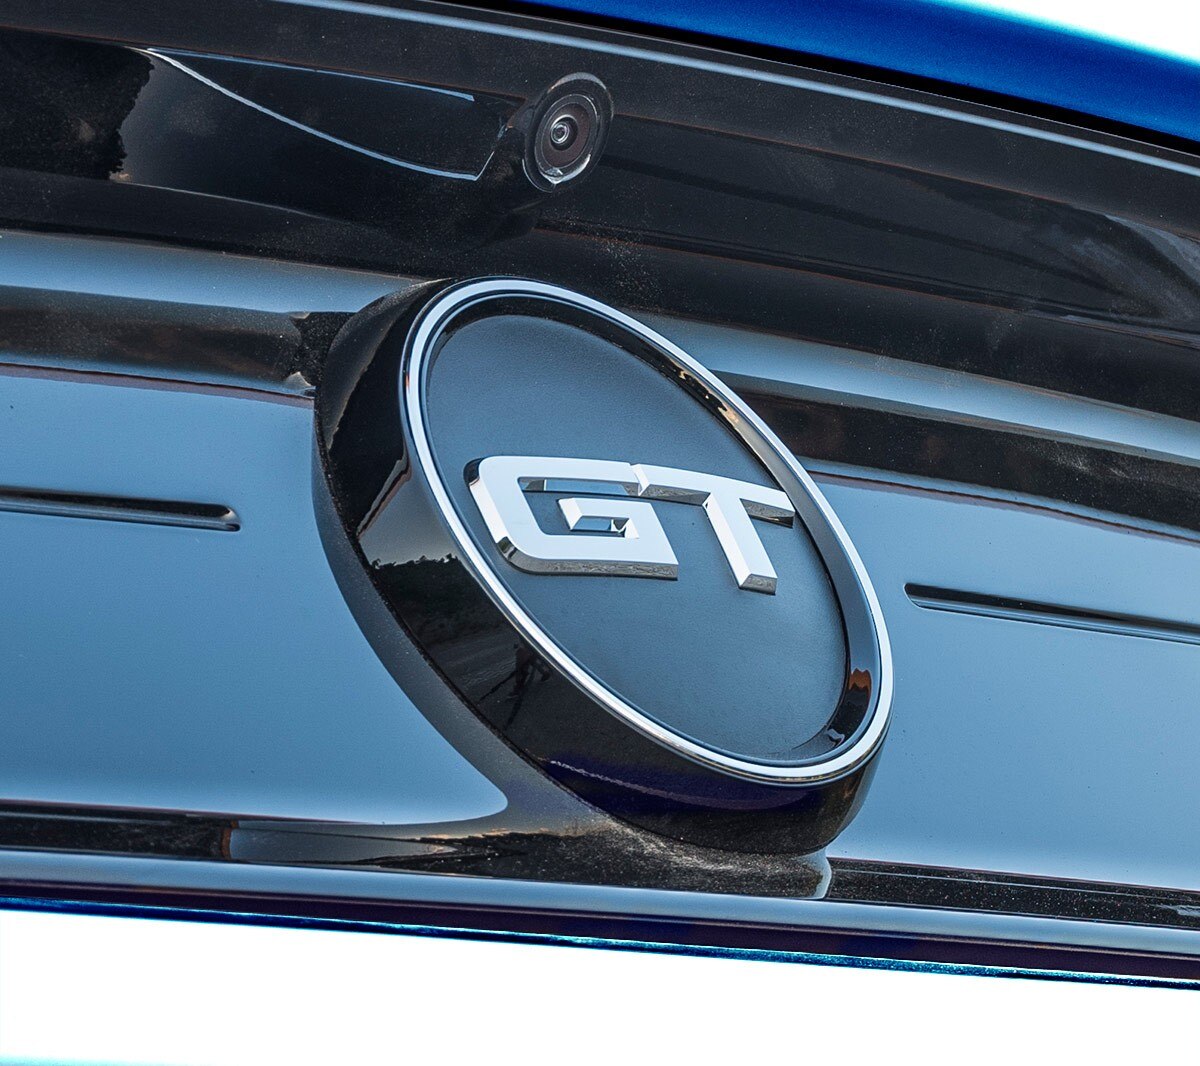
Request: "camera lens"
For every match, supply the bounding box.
[531,91,604,187]
[549,117,578,150]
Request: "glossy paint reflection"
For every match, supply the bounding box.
[0,0,1198,958]
[0,372,504,823]
[820,474,1200,890]
[0,15,1198,426]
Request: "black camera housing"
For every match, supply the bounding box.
[522,74,613,192]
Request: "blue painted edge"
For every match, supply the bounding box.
[3,895,1196,991]
[512,0,1200,146]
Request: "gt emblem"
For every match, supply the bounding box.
[467,455,796,593]
[324,278,893,813]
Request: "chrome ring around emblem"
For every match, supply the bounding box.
[402,278,893,785]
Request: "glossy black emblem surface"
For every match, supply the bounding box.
[318,279,892,852]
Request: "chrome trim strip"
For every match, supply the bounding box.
[0,486,239,532]
[907,583,1200,647]
[1,851,1196,968]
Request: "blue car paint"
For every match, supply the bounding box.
[519,0,1200,144]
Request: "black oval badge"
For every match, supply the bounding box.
[319,279,892,853]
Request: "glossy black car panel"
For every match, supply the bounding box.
[1,0,1199,985]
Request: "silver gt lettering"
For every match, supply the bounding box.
[467,455,795,593]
